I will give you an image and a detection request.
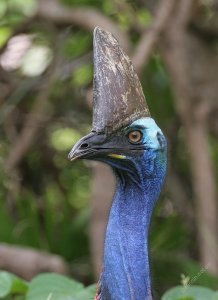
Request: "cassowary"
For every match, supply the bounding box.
[69,27,167,300]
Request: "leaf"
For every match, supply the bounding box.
[0,271,28,298]
[0,1,7,18]
[137,9,153,26]
[64,32,91,59]
[212,292,218,300]
[73,64,93,87]
[117,13,131,30]
[50,128,81,152]
[8,0,37,17]
[74,284,96,300]
[0,272,13,298]
[21,45,52,77]
[161,285,215,300]
[26,273,84,300]
[0,27,11,47]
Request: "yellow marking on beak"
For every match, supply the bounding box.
[108,154,126,159]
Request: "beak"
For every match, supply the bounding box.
[68,130,145,162]
[68,132,107,161]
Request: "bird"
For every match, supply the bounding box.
[68,27,167,300]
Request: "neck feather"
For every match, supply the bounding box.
[98,153,166,300]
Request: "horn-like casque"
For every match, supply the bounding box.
[92,27,150,134]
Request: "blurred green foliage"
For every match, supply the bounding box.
[0,271,217,300]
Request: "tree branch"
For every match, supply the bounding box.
[0,243,69,280]
[37,0,130,52]
[132,0,176,75]
[4,75,54,172]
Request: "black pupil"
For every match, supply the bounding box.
[132,133,138,139]
[129,131,141,142]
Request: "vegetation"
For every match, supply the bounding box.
[0,271,218,300]
[0,0,218,299]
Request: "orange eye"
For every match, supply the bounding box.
[128,130,142,144]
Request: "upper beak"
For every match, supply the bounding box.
[68,133,93,161]
[68,132,107,161]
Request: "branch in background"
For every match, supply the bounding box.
[60,52,93,80]
[166,169,194,227]
[37,0,130,52]
[209,107,218,139]
[132,0,176,75]
[0,78,41,126]
[172,0,194,29]
[4,75,54,172]
[0,244,69,280]
[187,122,218,271]
[0,66,16,106]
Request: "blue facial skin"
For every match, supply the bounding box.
[95,117,167,300]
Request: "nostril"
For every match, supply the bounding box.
[80,143,89,149]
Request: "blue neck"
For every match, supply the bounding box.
[99,151,167,300]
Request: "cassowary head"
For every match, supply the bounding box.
[69,27,166,179]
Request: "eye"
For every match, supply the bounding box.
[128,130,143,144]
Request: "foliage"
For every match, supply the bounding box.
[0,271,218,300]
[161,286,218,300]
[0,272,96,300]
[0,271,27,298]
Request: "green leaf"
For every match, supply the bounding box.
[73,64,92,87]
[74,284,96,300]
[0,271,28,298]
[50,128,81,152]
[0,27,11,47]
[0,272,13,298]
[212,292,218,300]
[26,273,84,300]
[102,0,115,14]
[64,32,91,59]
[137,9,153,26]
[161,285,215,300]
[117,13,131,30]
[0,1,7,19]
[8,0,37,17]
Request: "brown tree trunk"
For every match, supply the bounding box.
[89,163,115,278]
[186,122,218,272]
